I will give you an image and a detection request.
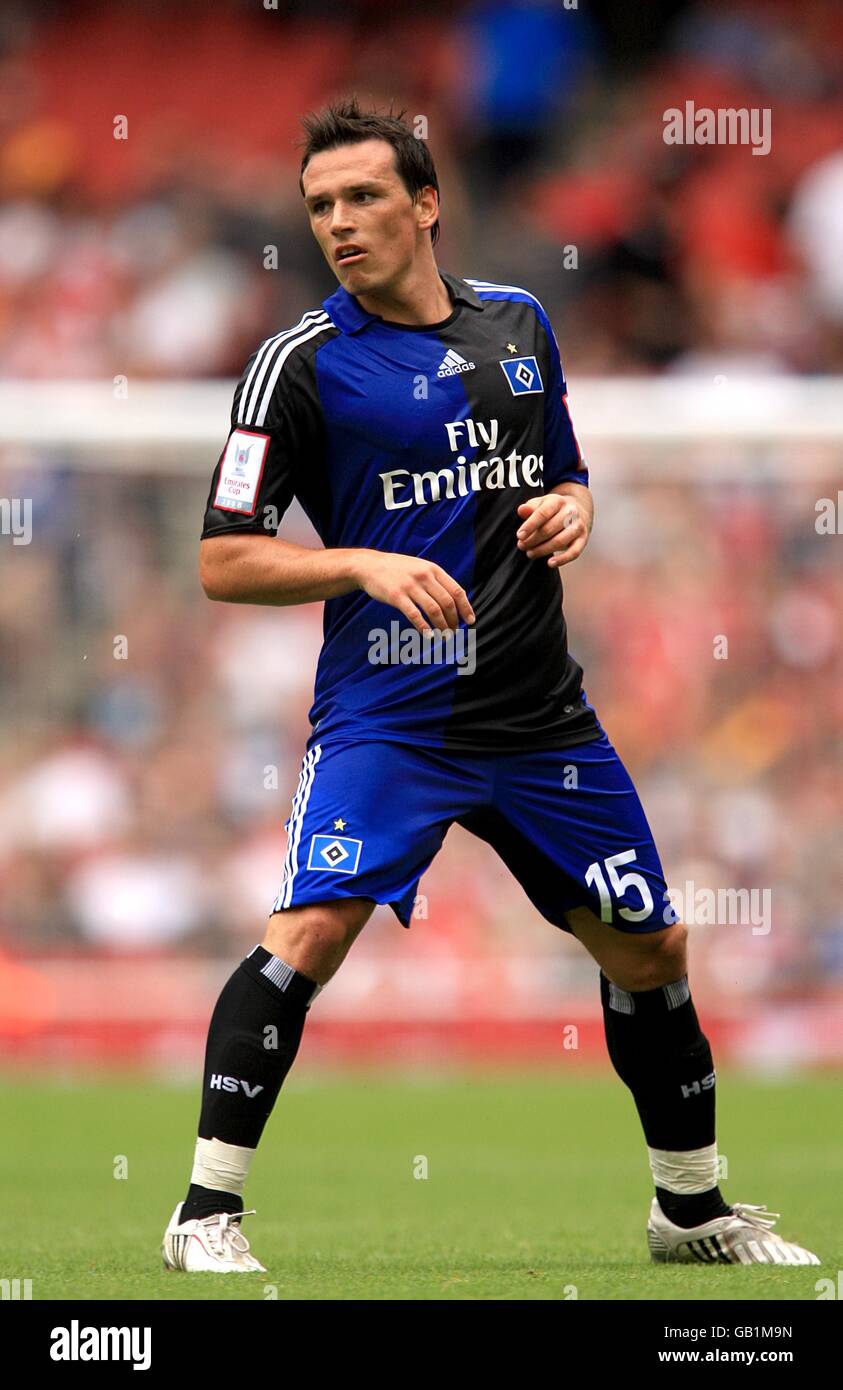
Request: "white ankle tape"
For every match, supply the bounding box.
[648,1142,719,1193]
[190,1136,256,1195]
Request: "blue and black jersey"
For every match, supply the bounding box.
[202,271,600,754]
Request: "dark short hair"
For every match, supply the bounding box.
[299,97,440,246]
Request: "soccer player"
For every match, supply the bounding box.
[162,100,818,1273]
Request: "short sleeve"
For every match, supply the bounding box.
[201,347,304,539]
[535,305,589,491]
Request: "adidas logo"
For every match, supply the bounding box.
[437,349,476,378]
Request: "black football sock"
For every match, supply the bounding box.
[654,1184,732,1229]
[181,1183,244,1222]
[600,968,732,1227]
[180,944,320,1223]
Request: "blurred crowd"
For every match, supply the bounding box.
[0,0,842,377]
[1,456,840,1003]
[0,0,842,1005]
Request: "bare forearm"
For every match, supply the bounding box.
[200,534,367,606]
[200,534,474,633]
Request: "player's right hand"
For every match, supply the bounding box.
[353,550,475,634]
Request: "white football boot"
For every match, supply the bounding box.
[648,1198,820,1265]
[162,1202,266,1273]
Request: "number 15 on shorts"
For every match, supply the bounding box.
[585,850,655,924]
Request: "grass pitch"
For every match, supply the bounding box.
[4,1069,839,1301]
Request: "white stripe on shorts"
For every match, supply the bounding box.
[274,745,322,911]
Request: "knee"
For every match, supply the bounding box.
[263,899,371,983]
[611,921,689,993]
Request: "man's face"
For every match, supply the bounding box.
[302,138,434,298]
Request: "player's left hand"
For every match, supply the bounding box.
[515,495,589,567]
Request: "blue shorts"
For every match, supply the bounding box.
[270,732,677,935]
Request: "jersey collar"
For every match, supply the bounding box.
[322,270,483,335]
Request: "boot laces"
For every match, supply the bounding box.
[729,1203,780,1232]
[199,1209,257,1259]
